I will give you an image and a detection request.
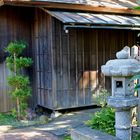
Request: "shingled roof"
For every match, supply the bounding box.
[2,0,140,15]
[36,0,139,9]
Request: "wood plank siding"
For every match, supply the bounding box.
[50,18,139,109]
[0,6,139,111]
[0,6,33,112]
[33,10,139,110]
[32,8,54,109]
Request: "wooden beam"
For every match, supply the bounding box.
[3,0,140,15]
[0,0,4,6]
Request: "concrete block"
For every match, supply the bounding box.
[71,126,121,140]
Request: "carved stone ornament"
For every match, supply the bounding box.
[101,46,140,76]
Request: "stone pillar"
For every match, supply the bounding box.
[115,109,131,140]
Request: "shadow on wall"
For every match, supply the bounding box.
[0,48,8,63]
[78,70,104,92]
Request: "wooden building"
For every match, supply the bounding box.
[0,0,140,112]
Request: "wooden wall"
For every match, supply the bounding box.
[32,8,54,109]
[51,18,138,109]
[0,6,33,112]
[1,6,138,111]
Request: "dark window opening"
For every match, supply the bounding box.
[116,81,123,88]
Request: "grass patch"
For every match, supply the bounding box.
[0,113,48,130]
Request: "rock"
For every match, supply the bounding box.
[71,126,121,140]
[39,115,49,124]
[26,108,37,120]
[50,111,62,119]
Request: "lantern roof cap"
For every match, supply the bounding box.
[101,47,140,76]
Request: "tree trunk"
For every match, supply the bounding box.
[14,53,20,120]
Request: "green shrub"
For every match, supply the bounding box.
[5,41,33,120]
[133,133,140,140]
[86,107,115,135]
[63,135,72,140]
[94,89,110,107]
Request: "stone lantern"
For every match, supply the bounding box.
[101,46,140,140]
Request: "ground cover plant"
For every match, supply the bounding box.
[0,112,49,129]
[86,89,115,135]
[0,113,17,126]
[86,107,115,135]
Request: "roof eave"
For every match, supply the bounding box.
[0,0,4,6]
[2,0,140,16]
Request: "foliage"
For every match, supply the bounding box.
[133,133,140,140]
[0,113,17,126]
[133,6,140,10]
[88,89,115,135]
[0,113,48,129]
[63,135,72,140]
[95,89,110,107]
[86,107,115,135]
[130,74,140,91]
[6,56,32,72]
[5,41,33,120]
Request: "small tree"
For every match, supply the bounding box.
[5,41,33,120]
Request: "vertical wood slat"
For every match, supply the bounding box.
[95,30,99,92]
[67,31,70,107]
[75,30,78,106]
[34,8,54,109]
[48,13,53,108]
[59,23,63,107]
[0,62,12,112]
[82,30,85,104]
